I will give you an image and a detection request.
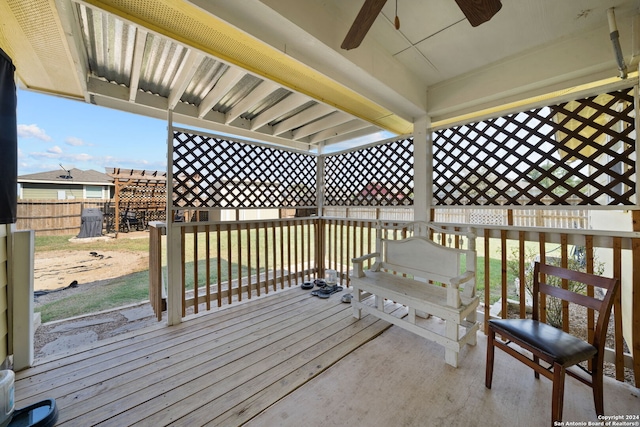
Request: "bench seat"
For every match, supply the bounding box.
[350,222,478,367]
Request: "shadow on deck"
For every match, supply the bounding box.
[15,287,639,426]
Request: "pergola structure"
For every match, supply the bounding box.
[105,167,167,234]
[2,1,640,422]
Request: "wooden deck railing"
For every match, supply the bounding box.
[150,217,639,387]
[148,223,165,321]
[168,218,319,316]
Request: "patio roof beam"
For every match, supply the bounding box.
[224,79,280,124]
[197,67,244,119]
[292,112,353,140]
[322,125,382,147]
[56,0,91,102]
[128,28,147,102]
[309,119,372,144]
[272,103,335,136]
[250,92,309,131]
[168,51,204,110]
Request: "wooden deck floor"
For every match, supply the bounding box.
[15,287,404,426]
[15,287,639,426]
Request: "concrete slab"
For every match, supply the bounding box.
[50,318,116,333]
[121,305,154,322]
[40,331,98,357]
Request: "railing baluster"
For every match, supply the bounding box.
[613,236,624,381]
[539,232,547,324]
[205,224,211,310]
[217,223,222,307]
[333,220,338,272]
[484,232,490,329]
[263,221,269,294]
[255,222,261,297]
[227,223,232,305]
[181,226,186,317]
[272,221,277,292]
[560,233,569,332]
[279,221,285,289]
[339,220,344,285]
[247,222,252,299]
[501,229,507,318]
[294,221,299,285]
[518,230,525,318]
[193,225,198,314]
[237,223,242,302]
[586,235,595,371]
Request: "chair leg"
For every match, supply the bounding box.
[534,355,540,379]
[551,362,566,424]
[485,327,495,389]
[592,355,605,415]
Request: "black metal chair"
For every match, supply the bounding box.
[120,210,140,232]
[485,262,620,424]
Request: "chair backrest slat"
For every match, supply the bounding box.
[538,282,603,311]
[532,262,619,348]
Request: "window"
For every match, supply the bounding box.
[85,185,104,199]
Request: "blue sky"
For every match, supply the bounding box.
[16,89,392,176]
[17,90,168,176]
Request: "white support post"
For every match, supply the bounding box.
[8,227,34,370]
[166,110,182,326]
[316,143,325,216]
[413,115,431,224]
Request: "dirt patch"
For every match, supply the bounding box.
[34,250,148,291]
[32,248,153,357]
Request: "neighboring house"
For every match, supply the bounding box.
[17,168,114,200]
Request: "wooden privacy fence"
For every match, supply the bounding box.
[434,207,589,228]
[16,199,111,236]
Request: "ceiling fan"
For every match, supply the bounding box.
[341,0,503,50]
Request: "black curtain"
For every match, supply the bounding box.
[0,48,17,224]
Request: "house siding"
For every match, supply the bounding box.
[22,183,84,200]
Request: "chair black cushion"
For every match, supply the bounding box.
[489,319,597,366]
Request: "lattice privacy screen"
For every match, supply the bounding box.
[173,131,316,208]
[324,138,414,206]
[433,88,636,206]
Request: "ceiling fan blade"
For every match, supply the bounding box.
[455,0,502,27]
[341,0,388,50]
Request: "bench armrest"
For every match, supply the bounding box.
[351,252,380,277]
[447,271,475,308]
[449,271,475,287]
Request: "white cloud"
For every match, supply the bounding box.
[47,145,63,154]
[17,124,52,142]
[30,151,93,162]
[65,136,89,146]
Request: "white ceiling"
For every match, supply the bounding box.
[248,0,640,121]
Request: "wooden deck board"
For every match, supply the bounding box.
[15,287,403,426]
[18,291,313,401]
[52,295,335,423]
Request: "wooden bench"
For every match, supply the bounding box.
[350,222,478,367]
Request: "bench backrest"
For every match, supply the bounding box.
[377,222,476,286]
[381,236,467,284]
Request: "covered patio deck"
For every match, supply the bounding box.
[15,286,638,426]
